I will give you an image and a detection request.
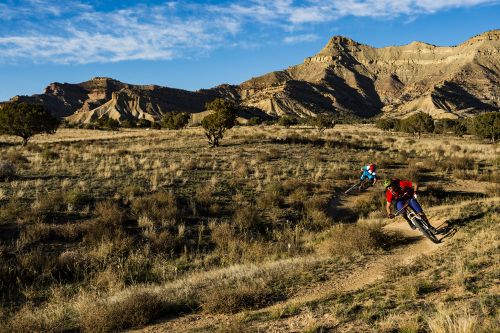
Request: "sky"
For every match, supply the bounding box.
[0,0,499,101]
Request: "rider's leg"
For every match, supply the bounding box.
[396,199,416,229]
[409,198,436,232]
[359,173,367,189]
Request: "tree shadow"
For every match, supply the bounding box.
[0,141,18,148]
[19,174,78,181]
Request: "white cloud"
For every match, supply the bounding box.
[0,0,498,64]
[283,33,319,44]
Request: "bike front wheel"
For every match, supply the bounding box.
[412,216,440,244]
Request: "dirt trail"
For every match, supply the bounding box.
[249,221,444,333]
[135,213,445,333]
[327,186,375,222]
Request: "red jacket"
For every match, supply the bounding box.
[385,180,413,203]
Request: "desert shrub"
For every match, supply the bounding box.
[0,161,16,181]
[6,303,78,333]
[4,151,29,165]
[41,148,60,161]
[352,192,384,218]
[121,250,155,284]
[146,230,179,253]
[0,199,24,223]
[161,112,191,130]
[131,191,180,224]
[436,156,475,172]
[426,306,477,333]
[470,112,500,142]
[309,114,336,133]
[209,221,237,253]
[303,195,331,230]
[120,185,142,202]
[0,102,60,145]
[17,222,56,248]
[120,119,135,128]
[375,118,399,131]
[135,118,152,128]
[284,180,313,209]
[63,189,92,209]
[94,200,125,225]
[434,118,468,136]
[201,98,238,147]
[278,115,299,128]
[78,291,192,332]
[95,117,120,130]
[320,223,397,257]
[233,206,266,235]
[247,117,262,126]
[256,182,285,209]
[262,119,277,126]
[200,282,281,314]
[399,112,434,138]
[395,163,424,183]
[31,191,65,221]
[56,249,90,282]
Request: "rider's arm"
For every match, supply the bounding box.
[386,201,392,217]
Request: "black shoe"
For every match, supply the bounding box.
[428,226,438,234]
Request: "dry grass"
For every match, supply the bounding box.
[317,222,401,257]
[0,125,498,332]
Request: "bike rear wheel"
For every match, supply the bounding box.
[412,216,440,244]
[359,179,372,190]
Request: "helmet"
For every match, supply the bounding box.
[383,179,392,188]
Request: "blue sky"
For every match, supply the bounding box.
[0,0,499,101]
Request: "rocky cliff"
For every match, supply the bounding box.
[238,30,499,119]
[4,30,499,122]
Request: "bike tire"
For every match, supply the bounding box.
[360,180,371,190]
[412,216,441,244]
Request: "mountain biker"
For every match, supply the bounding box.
[384,178,436,232]
[360,163,377,187]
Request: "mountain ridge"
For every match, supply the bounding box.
[3,30,499,122]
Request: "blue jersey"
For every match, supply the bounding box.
[360,164,376,181]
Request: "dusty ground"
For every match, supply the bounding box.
[133,191,454,333]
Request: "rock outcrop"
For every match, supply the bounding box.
[4,30,499,122]
[238,30,499,119]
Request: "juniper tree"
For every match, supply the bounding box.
[0,102,60,146]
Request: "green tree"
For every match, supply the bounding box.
[309,114,336,133]
[400,112,434,139]
[201,98,238,147]
[278,115,299,128]
[0,102,60,146]
[162,112,191,130]
[136,118,152,128]
[247,117,262,126]
[471,112,500,142]
[375,118,399,131]
[96,117,120,130]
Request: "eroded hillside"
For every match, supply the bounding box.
[2,30,499,122]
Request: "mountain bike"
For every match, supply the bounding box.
[395,198,440,244]
[344,178,373,194]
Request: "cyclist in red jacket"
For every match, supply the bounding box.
[384,178,435,232]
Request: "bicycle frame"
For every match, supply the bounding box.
[395,199,432,232]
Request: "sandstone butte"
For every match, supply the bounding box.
[3,29,499,123]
